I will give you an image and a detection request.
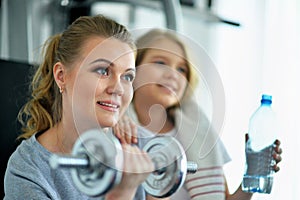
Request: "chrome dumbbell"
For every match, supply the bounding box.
[50,129,123,196]
[49,129,197,197]
[141,135,197,197]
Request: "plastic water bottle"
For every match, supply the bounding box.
[242,94,277,194]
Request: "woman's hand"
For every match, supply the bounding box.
[114,115,138,144]
[120,144,154,186]
[106,144,154,199]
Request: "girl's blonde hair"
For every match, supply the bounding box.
[18,15,135,139]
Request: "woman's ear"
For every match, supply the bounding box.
[53,62,66,93]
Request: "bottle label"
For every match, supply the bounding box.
[245,144,275,176]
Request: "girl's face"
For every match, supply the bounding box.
[63,37,135,130]
[134,38,189,108]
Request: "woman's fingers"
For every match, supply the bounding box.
[122,145,154,173]
[120,144,154,188]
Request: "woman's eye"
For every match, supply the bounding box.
[96,67,109,76]
[122,73,135,82]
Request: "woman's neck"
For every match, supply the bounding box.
[37,121,77,154]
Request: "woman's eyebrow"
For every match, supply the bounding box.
[90,58,135,72]
[126,68,136,72]
[89,58,113,66]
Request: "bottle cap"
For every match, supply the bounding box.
[261,94,272,104]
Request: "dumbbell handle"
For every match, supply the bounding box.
[50,154,198,174]
[187,161,198,173]
[50,154,89,169]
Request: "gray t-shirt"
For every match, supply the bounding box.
[4,133,145,200]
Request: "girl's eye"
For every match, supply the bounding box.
[122,73,135,82]
[177,66,188,74]
[153,60,166,65]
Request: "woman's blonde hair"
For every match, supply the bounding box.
[135,29,199,104]
[18,14,135,139]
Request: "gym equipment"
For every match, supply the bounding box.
[141,135,197,197]
[50,129,123,196]
[50,129,197,197]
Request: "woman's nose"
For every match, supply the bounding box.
[106,77,124,95]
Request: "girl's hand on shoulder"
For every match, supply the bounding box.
[114,115,138,144]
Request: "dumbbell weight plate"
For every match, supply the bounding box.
[71,129,123,197]
[142,135,187,197]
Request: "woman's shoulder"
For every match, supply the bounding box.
[6,134,51,174]
[4,134,73,199]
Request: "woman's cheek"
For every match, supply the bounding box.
[124,85,134,103]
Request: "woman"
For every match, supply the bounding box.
[114,29,282,200]
[4,15,154,200]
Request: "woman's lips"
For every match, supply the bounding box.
[97,101,120,112]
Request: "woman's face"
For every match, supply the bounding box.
[134,38,189,108]
[64,37,135,130]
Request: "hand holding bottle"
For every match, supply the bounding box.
[272,139,282,173]
[245,133,282,173]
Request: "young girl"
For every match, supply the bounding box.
[114,29,282,200]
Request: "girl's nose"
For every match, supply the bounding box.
[163,66,179,80]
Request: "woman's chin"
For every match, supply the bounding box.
[98,120,118,129]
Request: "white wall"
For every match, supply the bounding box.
[198,0,300,199]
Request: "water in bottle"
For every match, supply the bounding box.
[242,94,277,194]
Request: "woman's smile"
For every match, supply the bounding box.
[97,100,120,112]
